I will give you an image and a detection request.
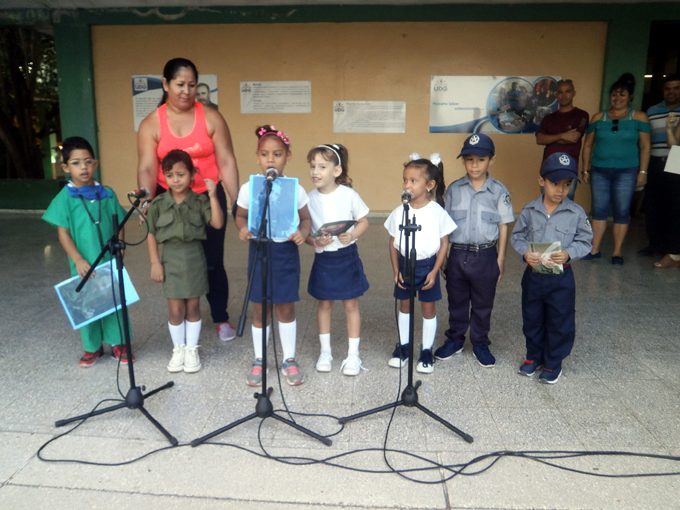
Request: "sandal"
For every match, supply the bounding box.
[654,254,680,269]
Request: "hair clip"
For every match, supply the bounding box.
[257,125,290,145]
[429,153,441,166]
[409,152,421,161]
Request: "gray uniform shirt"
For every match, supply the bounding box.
[511,196,593,261]
[445,174,514,245]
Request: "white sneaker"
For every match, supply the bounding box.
[167,345,185,373]
[183,346,201,373]
[340,354,366,376]
[316,351,333,372]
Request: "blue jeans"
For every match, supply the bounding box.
[590,166,638,224]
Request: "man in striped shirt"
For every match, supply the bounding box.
[640,74,680,256]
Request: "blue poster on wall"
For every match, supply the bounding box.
[429,75,561,134]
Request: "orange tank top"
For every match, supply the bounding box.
[156,101,218,194]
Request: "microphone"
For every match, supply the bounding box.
[266,168,279,181]
[401,190,412,204]
[127,187,150,200]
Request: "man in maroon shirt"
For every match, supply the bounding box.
[536,79,590,200]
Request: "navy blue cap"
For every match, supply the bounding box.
[540,152,579,182]
[457,133,495,158]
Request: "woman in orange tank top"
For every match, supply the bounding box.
[137,58,240,341]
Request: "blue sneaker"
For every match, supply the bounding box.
[518,359,541,377]
[434,339,464,360]
[388,343,409,368]
[472,344,496,368]
[539,367,562,384]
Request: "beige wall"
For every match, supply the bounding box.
[92,21,607,213]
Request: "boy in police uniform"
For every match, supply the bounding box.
[511,152,593,384]
[434,133,514,368]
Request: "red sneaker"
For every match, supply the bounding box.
[79,346,104,367]
[111,345,135,364]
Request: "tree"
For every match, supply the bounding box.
[0,27,59,180]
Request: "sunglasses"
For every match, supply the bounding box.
[556,79,573,86]
[612,118,619,133]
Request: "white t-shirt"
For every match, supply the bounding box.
[384,200,457,259]
[307,185,369,253]
[237,177,309,243]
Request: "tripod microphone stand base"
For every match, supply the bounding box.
[55,382,178,446]
[337,209,473,445]
[338,380,474,444]
[190,388,332,447]
[54,208,178,446]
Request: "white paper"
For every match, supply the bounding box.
[664,145,680,175]
[333,101,406,133]
[240,81,311,114]
[132,74,219,131]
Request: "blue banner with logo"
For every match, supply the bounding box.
[429,75,561,134]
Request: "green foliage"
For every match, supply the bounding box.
[0,27,59,179]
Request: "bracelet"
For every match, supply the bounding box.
[582,171,590,175]
[639,171,648,175]
[312,238,324,249]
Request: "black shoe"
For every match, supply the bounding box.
[388,343,409,368]
[416,349,435,373]
[638,245,654,256]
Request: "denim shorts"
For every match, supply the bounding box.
[590,165,638,224]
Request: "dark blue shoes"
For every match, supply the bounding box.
[434,339,464,360]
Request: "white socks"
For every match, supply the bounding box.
[398,312,410,346]
[169,321,185,346]
[319,333,331,354]
[251,321,299,361]
[279,320,297,360]
[397,313,436,350]
[185,319,201,347]
[251,325,271,359]
[348,337,360,356]
[422,317,436,351]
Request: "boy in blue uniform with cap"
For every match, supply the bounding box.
[511,152,593,384]
[434,133,514,368]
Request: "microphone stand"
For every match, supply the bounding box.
[192,176,331,447]
[55,203,177,446]
[338,202,473,444]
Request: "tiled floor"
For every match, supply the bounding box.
[1,211,679,509]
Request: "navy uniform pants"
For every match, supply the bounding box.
[521,265,575,370]
[444,246,500,346]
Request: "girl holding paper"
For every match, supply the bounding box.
[306,144,370,377]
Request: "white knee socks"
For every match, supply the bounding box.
[251,325,271,359]
[279,320,297,360]
[398,312,410,345]
[185,319,202,347]
[169,321,185,346]
[422,317,437,351]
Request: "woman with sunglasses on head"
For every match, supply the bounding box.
[581,73,651,265]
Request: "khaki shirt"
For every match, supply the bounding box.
[147,190,211,244]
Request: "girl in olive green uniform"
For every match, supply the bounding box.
[147,150,224,373]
